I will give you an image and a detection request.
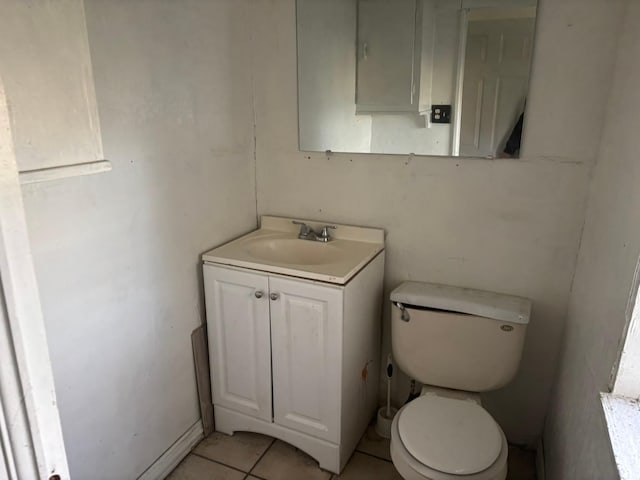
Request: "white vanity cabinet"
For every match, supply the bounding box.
[203,253,384,474]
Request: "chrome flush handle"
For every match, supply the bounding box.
[395,302,411,322]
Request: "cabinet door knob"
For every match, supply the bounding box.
[254,290,264,299]
[269,292,280,301]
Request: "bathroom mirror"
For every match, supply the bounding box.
[296,0,538,158]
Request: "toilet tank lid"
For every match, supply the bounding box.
[390,282,532,324]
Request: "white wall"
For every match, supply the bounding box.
[21,1,257,478]
[463,0,537,7]
[432,0,466,105]
[417,0,437,113]
[252,0,625,446]
[370,115,452,155]
[544,0,638,477]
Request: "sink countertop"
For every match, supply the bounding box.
[202,216,385,285]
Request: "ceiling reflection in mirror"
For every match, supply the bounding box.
[296,0,537,158]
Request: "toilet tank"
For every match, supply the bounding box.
[391,282,531,392]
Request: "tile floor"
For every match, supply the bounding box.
[167,426,536,480]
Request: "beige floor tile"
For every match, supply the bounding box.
[507,446,536,480]
[335,452,402,480]
[166,454,245,480]
[194,431,274,471]
[355,425,392,461]
[251,440,332,480]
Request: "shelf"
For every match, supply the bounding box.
[19,160,111,185]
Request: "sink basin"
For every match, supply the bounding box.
[202,216,385,284]
[245,238,344,266]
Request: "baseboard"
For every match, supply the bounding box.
[536,437,546,480]
[137,420,204,480]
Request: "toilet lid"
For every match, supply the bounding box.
[398,395,502,475]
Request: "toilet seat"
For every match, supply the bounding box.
[398,395,502,475]
[390,398,508,480]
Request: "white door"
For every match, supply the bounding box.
[204,265,272,421]
[459,15,534,157]
[0,77,69,479]
[269,277,342,443]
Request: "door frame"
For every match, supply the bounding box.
[0,76,69,479]
[451,8,469,157]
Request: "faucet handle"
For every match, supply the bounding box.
[319,225,337,241]
[292,220,312,238]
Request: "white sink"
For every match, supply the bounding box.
[202,216,385,285]
[244,238,346,266]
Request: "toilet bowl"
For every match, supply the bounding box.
[390,395,507,480]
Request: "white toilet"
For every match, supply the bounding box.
[389,282,531,480]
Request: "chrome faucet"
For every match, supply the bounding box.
[292,221,337,242]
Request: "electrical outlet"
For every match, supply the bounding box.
[430,105,452,124]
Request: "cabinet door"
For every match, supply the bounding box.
[204,265,272,421]
[269,277,343,443]
[1,1,103,172]
[356,0,419,113]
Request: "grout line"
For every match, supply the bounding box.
[191,438,395,479]
[245,470,269,480]
[246,437,276,477]
[245,474,268,480]
[190,452,252,476]
[354,448,393,464]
